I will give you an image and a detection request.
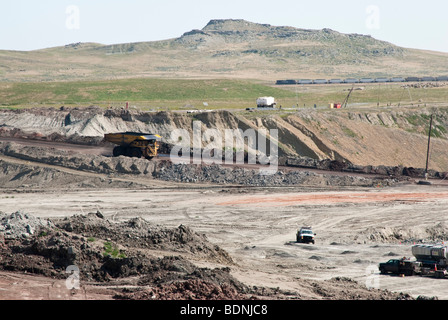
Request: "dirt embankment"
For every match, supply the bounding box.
[0,141,402,189]
[0,211,249,300]
[262,108,448,172]
[1,106,447,172]
[0,211,417,300]
[2,106,448,190]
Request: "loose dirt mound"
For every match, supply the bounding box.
[355,223,448,244]
[0,211,419,300]
[56,213,233,265]
[0,211,54,239]
[117,278,250,300]
[0,212,250,299]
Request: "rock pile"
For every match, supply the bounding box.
[0,141,400,188]
[0,212,274,299]
[155,162,395,187]
[0,211,54,239]
[55,213,233,264]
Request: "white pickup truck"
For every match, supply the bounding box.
[296,226,316,244]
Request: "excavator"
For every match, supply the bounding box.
[104,132,161,160]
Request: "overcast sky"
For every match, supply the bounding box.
[1,0,448,52]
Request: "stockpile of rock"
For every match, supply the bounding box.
[0,211,54,239]
[285,156,445,180]
[0,141,398,188]
[155,162,394,187]
[0,212,264,299]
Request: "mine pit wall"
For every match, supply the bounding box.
[0,142,398,188]
[0,142,158,177]
[0,140,444,191]
[1,107,448,173]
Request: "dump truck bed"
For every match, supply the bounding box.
[104,132,161,147]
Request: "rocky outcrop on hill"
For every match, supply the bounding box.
[2,19,448,82]
[178,19,404,60]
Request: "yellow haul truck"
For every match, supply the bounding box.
[104,132,161,160]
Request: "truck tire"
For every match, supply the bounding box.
[128,147,143,158]
[405,270,414,276]
[113,146,125,157]
[435,270,445,279]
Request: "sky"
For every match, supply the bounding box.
[1,0,448,52]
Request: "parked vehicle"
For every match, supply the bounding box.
[379,258,422,276]
[256,97,277,108]
[296,226,316,244]
[379,244,448,278]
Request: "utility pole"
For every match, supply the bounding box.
[425,114,434,180]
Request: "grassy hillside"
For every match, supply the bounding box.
[1,19,448,82]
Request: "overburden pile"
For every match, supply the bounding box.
[0,211,256,300]
[0,211,418,300]
[0,141,402,189]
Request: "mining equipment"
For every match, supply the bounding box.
[104,132,161,160]
[379,258,422,276]
[379,244,448,278]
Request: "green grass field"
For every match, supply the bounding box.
[1,78,447,111]
[0,78,295,110]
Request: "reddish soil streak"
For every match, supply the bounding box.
[217,191,448,207]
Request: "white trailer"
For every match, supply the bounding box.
[412,244,448,263]
[257,97,277,108]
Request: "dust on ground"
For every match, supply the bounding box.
[0,207,417,301]
[1,107,447,301]
[1,179,448,300]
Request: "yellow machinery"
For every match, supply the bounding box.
[104,132,162,160]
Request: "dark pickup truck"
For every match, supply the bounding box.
[379,258,422,276]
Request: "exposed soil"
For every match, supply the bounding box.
[0,211,417,300]
[1,107,448,301]
[0,211,253,300]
